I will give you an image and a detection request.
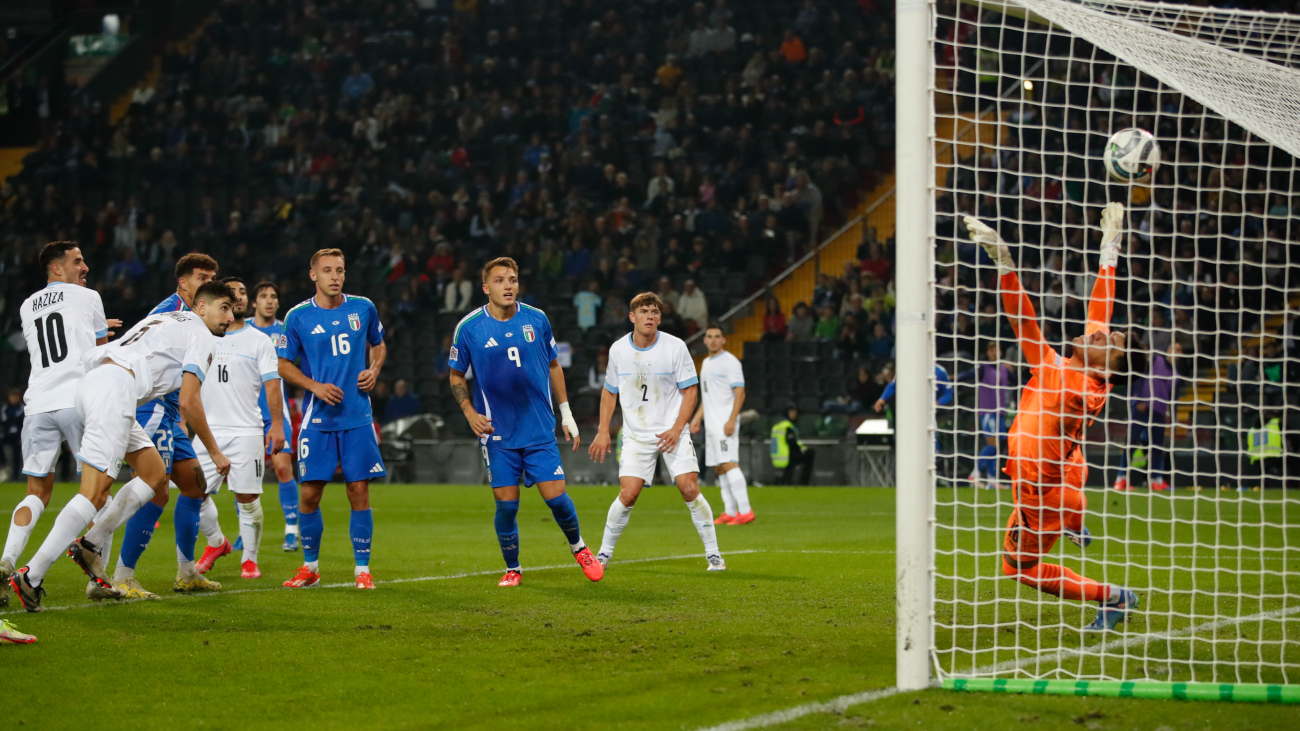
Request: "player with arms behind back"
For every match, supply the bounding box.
[0,242,118,606]
[189,277,286,579]
[589,292,724,571]
[278,249,386,589]
[250,281,301,551]
[965,204,1142,631]
[448,257,603,586]
[689,323,754,525]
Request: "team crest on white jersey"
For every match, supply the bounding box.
[522,324,536,343]
[348,313,361,331]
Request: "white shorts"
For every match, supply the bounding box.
[618,428,699,484]
[75,366,153,479]
[704,428,740,467]
[195,433,266,495]
[21,407,83,477]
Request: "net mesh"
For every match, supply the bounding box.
[929,0,1300,684]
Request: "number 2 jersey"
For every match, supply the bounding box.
[605,331,698,441]
[202,323,282,437]
[20,282,109,414]
[278,294,384,432]
[448,303,559,449]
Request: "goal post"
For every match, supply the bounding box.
[896,0,1300,699]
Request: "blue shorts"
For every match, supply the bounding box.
[979,412,1006,438]
[297,426,385,484]
[263,418,293,456]
[481,440,564,489]
[135,402,197,473]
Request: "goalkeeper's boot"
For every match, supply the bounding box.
[0,618,36,644]
[498,570,522,587]
[1150,479,1170,492]
[283,566,320,588]
[174,570,222,593]
[241,561,261,579]
[1067,526,1092,549]
[0,558,12,608]
[356,571,375,589]
[732,511,756,525]
[574,547,604,582]
[67,537,117,596]
[196,538,232,574]
[706,554,727,571]
[115,576,160,600]
[1085,588,1138,631]
[10,567,44,613]
[713,513,736,525]
[1112,477,1130,492]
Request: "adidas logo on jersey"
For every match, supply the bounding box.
[370,463,384,474]
[311,325,326,334]
[484,337,500,348]
[553,466,564,476]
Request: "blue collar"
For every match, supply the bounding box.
[628,332,660,351]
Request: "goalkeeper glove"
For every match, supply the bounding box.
[1099,201,1125,269]
[559,402,579,442]
[963,216,1015,276]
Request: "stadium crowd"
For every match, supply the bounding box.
[0,0,898,430]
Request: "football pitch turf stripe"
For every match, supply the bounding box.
[694,688,902,730]
[0,546,759,613]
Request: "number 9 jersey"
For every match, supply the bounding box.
[279,294,384,431]
[20,282,109,414]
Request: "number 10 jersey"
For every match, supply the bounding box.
[20,282,109,414]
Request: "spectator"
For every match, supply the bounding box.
[585,349,610,392]
[787,302,815,341]
[762,296,787,341]
[868,322,895,360]
[781,31,807,64]
[657,276,681,312]
[341,62,375,100]
[443,269,474,313]
[574,280,603,330]
[384,379,422,423]
[814,305,840,341]
[678,279,709,334]
[1,388,22,481]
[823,365,875,414]
[659,300,687,338]
[564,238,591,279]
[434,335,454,377]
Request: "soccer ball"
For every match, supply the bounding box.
[1104,128,1160,183]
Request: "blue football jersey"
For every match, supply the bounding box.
[145,292,190,417]
[251,318,287,423]
[279,295,384,431]
[448,303,559,449]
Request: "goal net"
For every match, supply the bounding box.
[906,0,1300,695]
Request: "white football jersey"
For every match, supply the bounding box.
[20,282,108,414]
[201,323,281,436]
[84,310,216,406]
[605,331,698,440]
[700,350,745,430]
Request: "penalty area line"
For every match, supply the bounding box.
[694,688,902,731]
[0,549,763,617]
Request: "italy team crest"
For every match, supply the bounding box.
[348,313,361,331]
[522,324,536,342]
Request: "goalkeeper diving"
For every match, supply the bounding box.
[964,203,1142,631]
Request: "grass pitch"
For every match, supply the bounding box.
[0,484,1293,731]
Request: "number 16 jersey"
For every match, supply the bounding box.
[279,294,384,432]
[20,282,109,414]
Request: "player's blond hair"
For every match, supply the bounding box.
[481,256,518,283]
[310,248,346,268]
[629,292,663,313]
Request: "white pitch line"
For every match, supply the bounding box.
[694,688,902,731]
[0,549,762,617]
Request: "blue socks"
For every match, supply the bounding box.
[978,445,998,479]
[299,509,324,563]
[174,495,202,562]
[544,492,583,548]
[119,501,163,569]
[494,499,520,570]
[279,480,299,527]
[350,509,373,567]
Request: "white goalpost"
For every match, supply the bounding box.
[897,0,1300,702]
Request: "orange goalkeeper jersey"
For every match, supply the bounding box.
[999,268,1113,492]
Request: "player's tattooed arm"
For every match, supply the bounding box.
[450,369,493,437]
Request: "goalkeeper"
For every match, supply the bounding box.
[965,204,1141,631]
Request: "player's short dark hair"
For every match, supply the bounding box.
[176,253,219,279]
[629,292,663,313]
[39,241,81,275]
[311,248,345,268]
[1110,329,1147,385]
[481,256,518,283]
[219,275,246,290]
[705,321,724,334]
[253,281,279,298]
[194,281,236,305]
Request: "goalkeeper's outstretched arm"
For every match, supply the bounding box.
[1086,202,1125,335]
[964,216,1051,368]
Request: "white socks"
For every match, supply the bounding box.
[28,494,98,585]
[686,495,720,556]
[599,497,634,558]
[93,494,115,579]
[717,472,738,516]
[3,495,45,565]
[83,478,153,548]
[305,560,320,571]
[200,496,225,548]
[727,468,752,515]
[238,499,264,564]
